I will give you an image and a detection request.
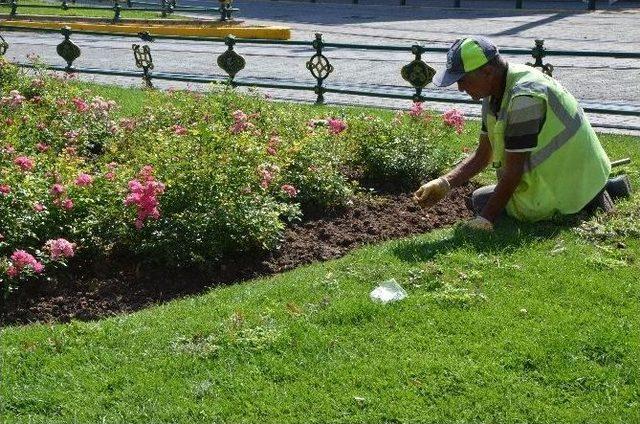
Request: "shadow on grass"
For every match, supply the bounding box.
[392,214,585,263]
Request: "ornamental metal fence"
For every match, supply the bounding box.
[0,25,638,123]
[0,0,238,22]
[278,0,610,11]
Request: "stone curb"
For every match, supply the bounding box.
[0,18,291,39]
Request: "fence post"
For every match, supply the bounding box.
[0,35,8,56]
[10,0,17,17]
[56,26,81,71]
[306,33,334,104]
[525,39,554,76]
[218,0,231,21]
[453,0,460,7]
[515,0,523,9]
[161,0,168,17]
[132,36,155,88]
[112,0,121,22]
[217,35,246,86]
[587,0,596,10]
[401,44,435,102]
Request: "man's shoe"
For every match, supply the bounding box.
[605,174,632,200]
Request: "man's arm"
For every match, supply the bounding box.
[443,133,493,187]
[480,151,528,222]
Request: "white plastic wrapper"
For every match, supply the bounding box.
[369,279,407,304]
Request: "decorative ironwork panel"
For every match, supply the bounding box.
[526,39,554,77]
[132,44,154,70]
[402,44,434,102]
[161,0,174,17]
[0,35,8,56]
[218,0,232,21]
[306,53,333,81]
[401,59,435,89]
[112,2,122,21]
[132,43,154,88]
[306,33,333,104]
[217,36,245,79]
[56,27,81,70]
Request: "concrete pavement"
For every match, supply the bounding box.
[1,0,638,132]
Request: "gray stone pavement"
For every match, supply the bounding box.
[1,0,639,133]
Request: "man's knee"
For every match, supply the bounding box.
[471,185,496,215]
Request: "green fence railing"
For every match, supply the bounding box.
[283,0,605,11]
[0,0,238,21]
[0,25,638,125]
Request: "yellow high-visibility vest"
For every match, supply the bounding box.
[484,63,611,222]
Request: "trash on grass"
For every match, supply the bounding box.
[370,279,407,304]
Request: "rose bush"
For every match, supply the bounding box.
[0,60,462,295]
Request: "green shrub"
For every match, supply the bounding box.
[350,110,462,189]
[0,60,465,293]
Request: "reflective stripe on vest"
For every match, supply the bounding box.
[510,81,584,173]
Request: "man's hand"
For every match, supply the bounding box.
[464,215,494,231]
[413,177,451,208]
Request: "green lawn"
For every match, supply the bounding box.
[1,0,182,20]
[1,85,639,423]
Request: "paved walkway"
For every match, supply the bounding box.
[1,0,639,132]
[186,0,640,132]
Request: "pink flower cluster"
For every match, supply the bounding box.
[75,173,93,187]
[327,118,347,135]
[442,109,465,134]
[266,135,280,156]
[45,238,75,260]
[31,78,45,88]
[50,183,73,210]
[1,90,26,108]
[259,169,273,189]
[1,145,16,155]
[171,124,188,136]
[258,164,279,189]
[64,130,79,142]
[104,162,118,181]
[230,110,254,134]
[7,250,44,277]
[119,118,136,132]
[0,184,10,195]
[408,102,424,118]
[14,156,35,172]
[124,166,166,230]
[90,96,116,113]
[281,184,298,198]
[72,97,89,112]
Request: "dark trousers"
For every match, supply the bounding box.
[471,175,631,216]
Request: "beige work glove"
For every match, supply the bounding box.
[413,177,451,208]
[463,216,494,231]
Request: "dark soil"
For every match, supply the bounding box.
[1,185,474,326]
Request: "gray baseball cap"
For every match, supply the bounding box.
[433,36,499,87]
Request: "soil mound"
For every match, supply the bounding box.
[1,186,474,326]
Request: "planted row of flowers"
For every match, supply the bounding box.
[0,58,466,295]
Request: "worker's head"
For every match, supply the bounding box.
[433,36,505,101]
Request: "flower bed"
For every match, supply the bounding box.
[0,58,467,302]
